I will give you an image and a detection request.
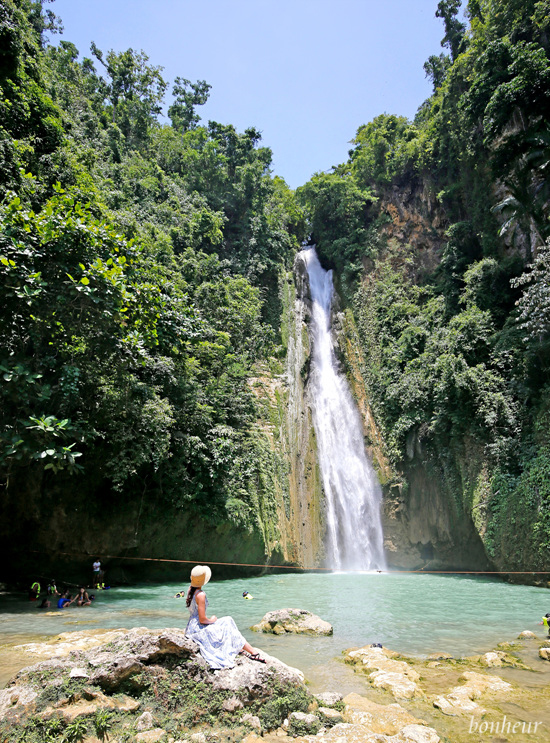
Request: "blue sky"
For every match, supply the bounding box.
[51,0,448,189]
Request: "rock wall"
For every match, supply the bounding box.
[0,464,271,584]
[249,262,325,568]
[333,185,493,571]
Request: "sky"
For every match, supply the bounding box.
[50,0,447,189]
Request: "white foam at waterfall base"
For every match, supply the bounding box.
[302,247,386,571]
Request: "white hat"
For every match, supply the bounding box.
[190,565,212,587]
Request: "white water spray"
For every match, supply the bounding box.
[303,247,386,571]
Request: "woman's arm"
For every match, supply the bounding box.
[195,591,217,624]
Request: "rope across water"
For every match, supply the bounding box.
[28,550,550,575]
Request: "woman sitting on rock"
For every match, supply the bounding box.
[185,565,266,669]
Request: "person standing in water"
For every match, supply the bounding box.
[185,565,266,669]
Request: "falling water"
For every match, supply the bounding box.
[302,247,386,571]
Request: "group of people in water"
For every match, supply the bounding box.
[29,579,95,609]
[28,559,108,609]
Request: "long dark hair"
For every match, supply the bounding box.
[186,585,200,608]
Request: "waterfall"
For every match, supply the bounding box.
[302,247,386,571]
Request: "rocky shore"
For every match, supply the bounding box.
[1,626,549,743]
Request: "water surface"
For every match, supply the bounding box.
[1,573,548,691]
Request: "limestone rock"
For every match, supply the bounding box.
[427,653,452,660]
[241,735,262,743]
[539,647,550,661]
[386,725,440,742]
[135,729,166,743]
[314,692,343,707]
[459,670,513,693]
[83,628,197,690]
[13,629,131,659]
[136,711,154,731]
[296,721,439,742]
[518,631,537,640]
[211,650,304,694]
[345,646,422,699]
[318,706,343,724]
[251,609,333,636]
[69,667,90,679]
[90,655,145,689]
[2,627,309,739]
[480,651,504,667]
[433,670,512,717]
[0,685,39,722]
[288,711,321,737]
[222,696,244,712]
[343,693,425,735]
[42,690,140,722]
[242,713,262,732]
[433,691,482,717]
[370,670,422,699]
[479,650,525,668]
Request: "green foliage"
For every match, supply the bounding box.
[350,114,421,187]
[353,247,518,464]
[297,172,378,288]
[250,678,312,731]
[0,0,305,540]
[168,76,211,133]
[63,718,89,743]
[298,0,550,569]
[94,709,114,740]
[512,240,550,347]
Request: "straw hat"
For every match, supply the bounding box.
[190,565,212,587]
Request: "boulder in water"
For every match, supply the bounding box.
[251,608,333,636]
[433,670,513,717]
[518,630,537,639]
[344,645,423,699]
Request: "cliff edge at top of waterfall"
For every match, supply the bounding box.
[251,608,333,636]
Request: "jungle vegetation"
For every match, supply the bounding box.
[1,0,549,570]
[0,0,306,532]
[298,0,550,569]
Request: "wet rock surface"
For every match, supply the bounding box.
[432,670,513,717]
[344,645,423,699]
[251,609,333,636]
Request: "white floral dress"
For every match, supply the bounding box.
[185,592,246,669]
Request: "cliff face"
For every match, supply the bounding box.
[332,185,494,572]
[249,261,325,568]
[0,463,272,584]
[334,302,490,571]
[379,182,447,274]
